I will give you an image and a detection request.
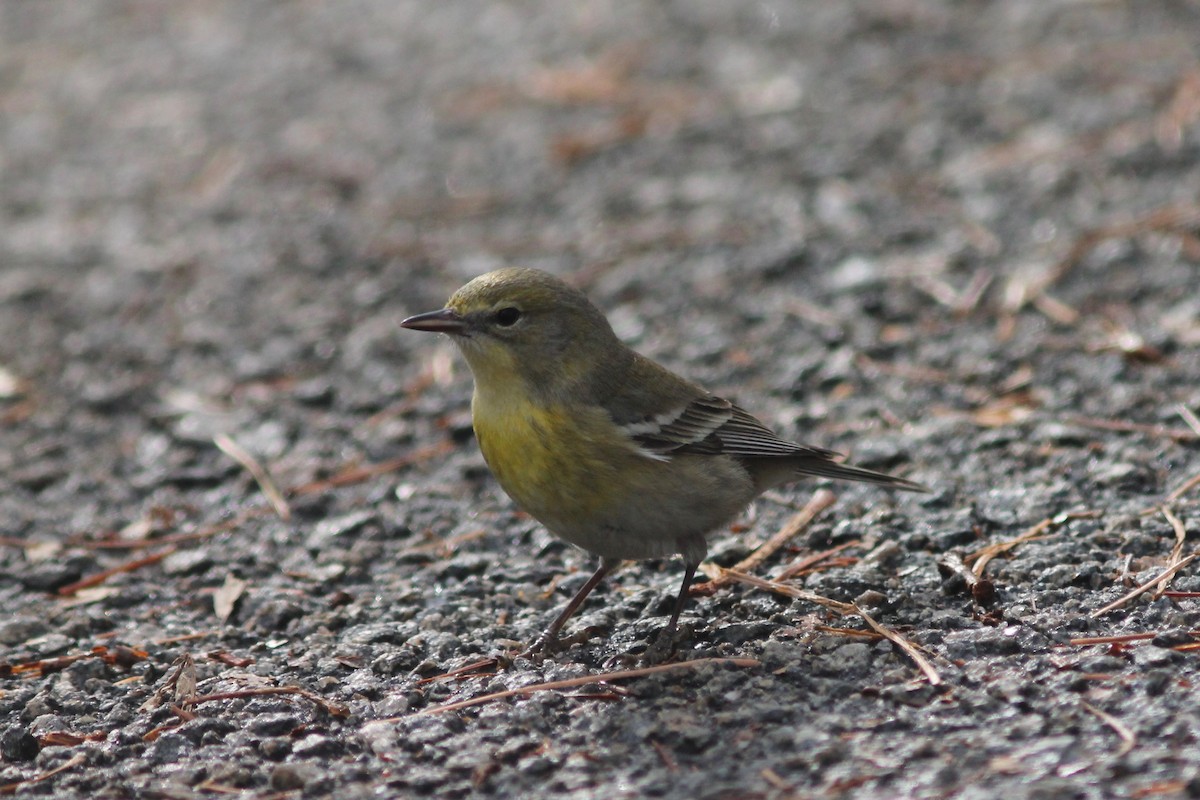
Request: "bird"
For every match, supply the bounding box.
[401,267,927,654]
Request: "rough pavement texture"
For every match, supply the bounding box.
[2,1,1200,798]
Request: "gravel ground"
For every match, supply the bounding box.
[3,1,1200,798]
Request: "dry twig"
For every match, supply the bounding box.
[650,739,680,773]
[56,548,178,596]
[1156,69,1200,151]
[71,507,271,551]
[1063,415,1198,443]
[814,625,885,640]
[3,645,147,678]
[910,270,994,316]
[1069,633,1158,646]
[413,658,760,716]
[712,568,941,685]
[775,539,862,582]
[1165,468,1200,505]
[691,490,836,595]
[854,606,942,687]
[937,552,996,605]
[1003,206,1200,339]
[188,686,348,717]
[0,752,86,795]
[713,567,853,613]
[1091,554,1198,618]
[1081,701,1137,757]
[1154,506,1190,599]
[290,441,454,496]
[966,510,1101,579]
[214,433,291,520]
[417,658,501,684]
[1178,404,1200,438]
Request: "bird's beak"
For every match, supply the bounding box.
[400,307,468,335]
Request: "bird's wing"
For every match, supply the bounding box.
[621,393,840,460]
[607,352,832,459]
[717,404,842,459]
[606,356,927,490]
[621,394,733,457]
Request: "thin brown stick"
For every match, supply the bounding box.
[937,552,996,605]
[0,536,37,548]
[912,272,998,316]
[412,658,760,717]
[417,658,500,684]
[691,490,836,595]
[1155,507,1189,599]
[1177,405,1200,438]
[1164,507,1188,564]
[1091,554,1198,618]
[71,507,271,551]
[1166,468,1200,504]
[56,547,178,596]
[782,296,844,329]
[998,264,1084,339]
[7,645,147,678]
[0,752,86,795]
[967,510,1102,578]
[1063,415,1198,442]
[1042,206,1200,304]
[1082,701,1137,757]
[714,568,941,685]
[956,269,995,315]
[195,779,259,796]
[187,686,348,717]
[760,767,793,792]
[775,539,861,582]
[814,625,885,640]
[1069,633,1158,646]
[855,605,942,687]
[712,567,854,613]
[168,703,199,722]
[290,441,455,495]
[399,527,488,561]
[910,273,968,310]
[855,354,954,385]
[214,433,291,520]
[734,490,837,575]
[1032,292,1082,325]
[650,739,679,773]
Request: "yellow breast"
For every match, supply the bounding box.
[472,391,632,530]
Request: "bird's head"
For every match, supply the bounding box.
[401,268,624,398]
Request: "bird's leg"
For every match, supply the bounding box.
[666,561,698,634]
[523,557,618,658]
[638,561,701,665]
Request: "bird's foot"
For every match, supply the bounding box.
[519,631,560,661]
[640,621,693,665]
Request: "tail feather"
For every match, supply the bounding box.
[790,456,930,493]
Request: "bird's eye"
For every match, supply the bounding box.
[494,307,522,327]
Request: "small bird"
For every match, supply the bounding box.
[402,268,927,654]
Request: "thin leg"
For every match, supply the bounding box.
[667,561,698,633]
[524,557,618,657]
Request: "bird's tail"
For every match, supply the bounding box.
[792,456,930,493]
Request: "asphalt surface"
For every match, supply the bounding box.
[2,1,1200,798]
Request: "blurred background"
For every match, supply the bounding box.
[1,2,1199,798]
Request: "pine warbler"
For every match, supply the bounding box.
[402,268,927,653]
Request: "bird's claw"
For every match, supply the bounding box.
[519,632,560,661]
